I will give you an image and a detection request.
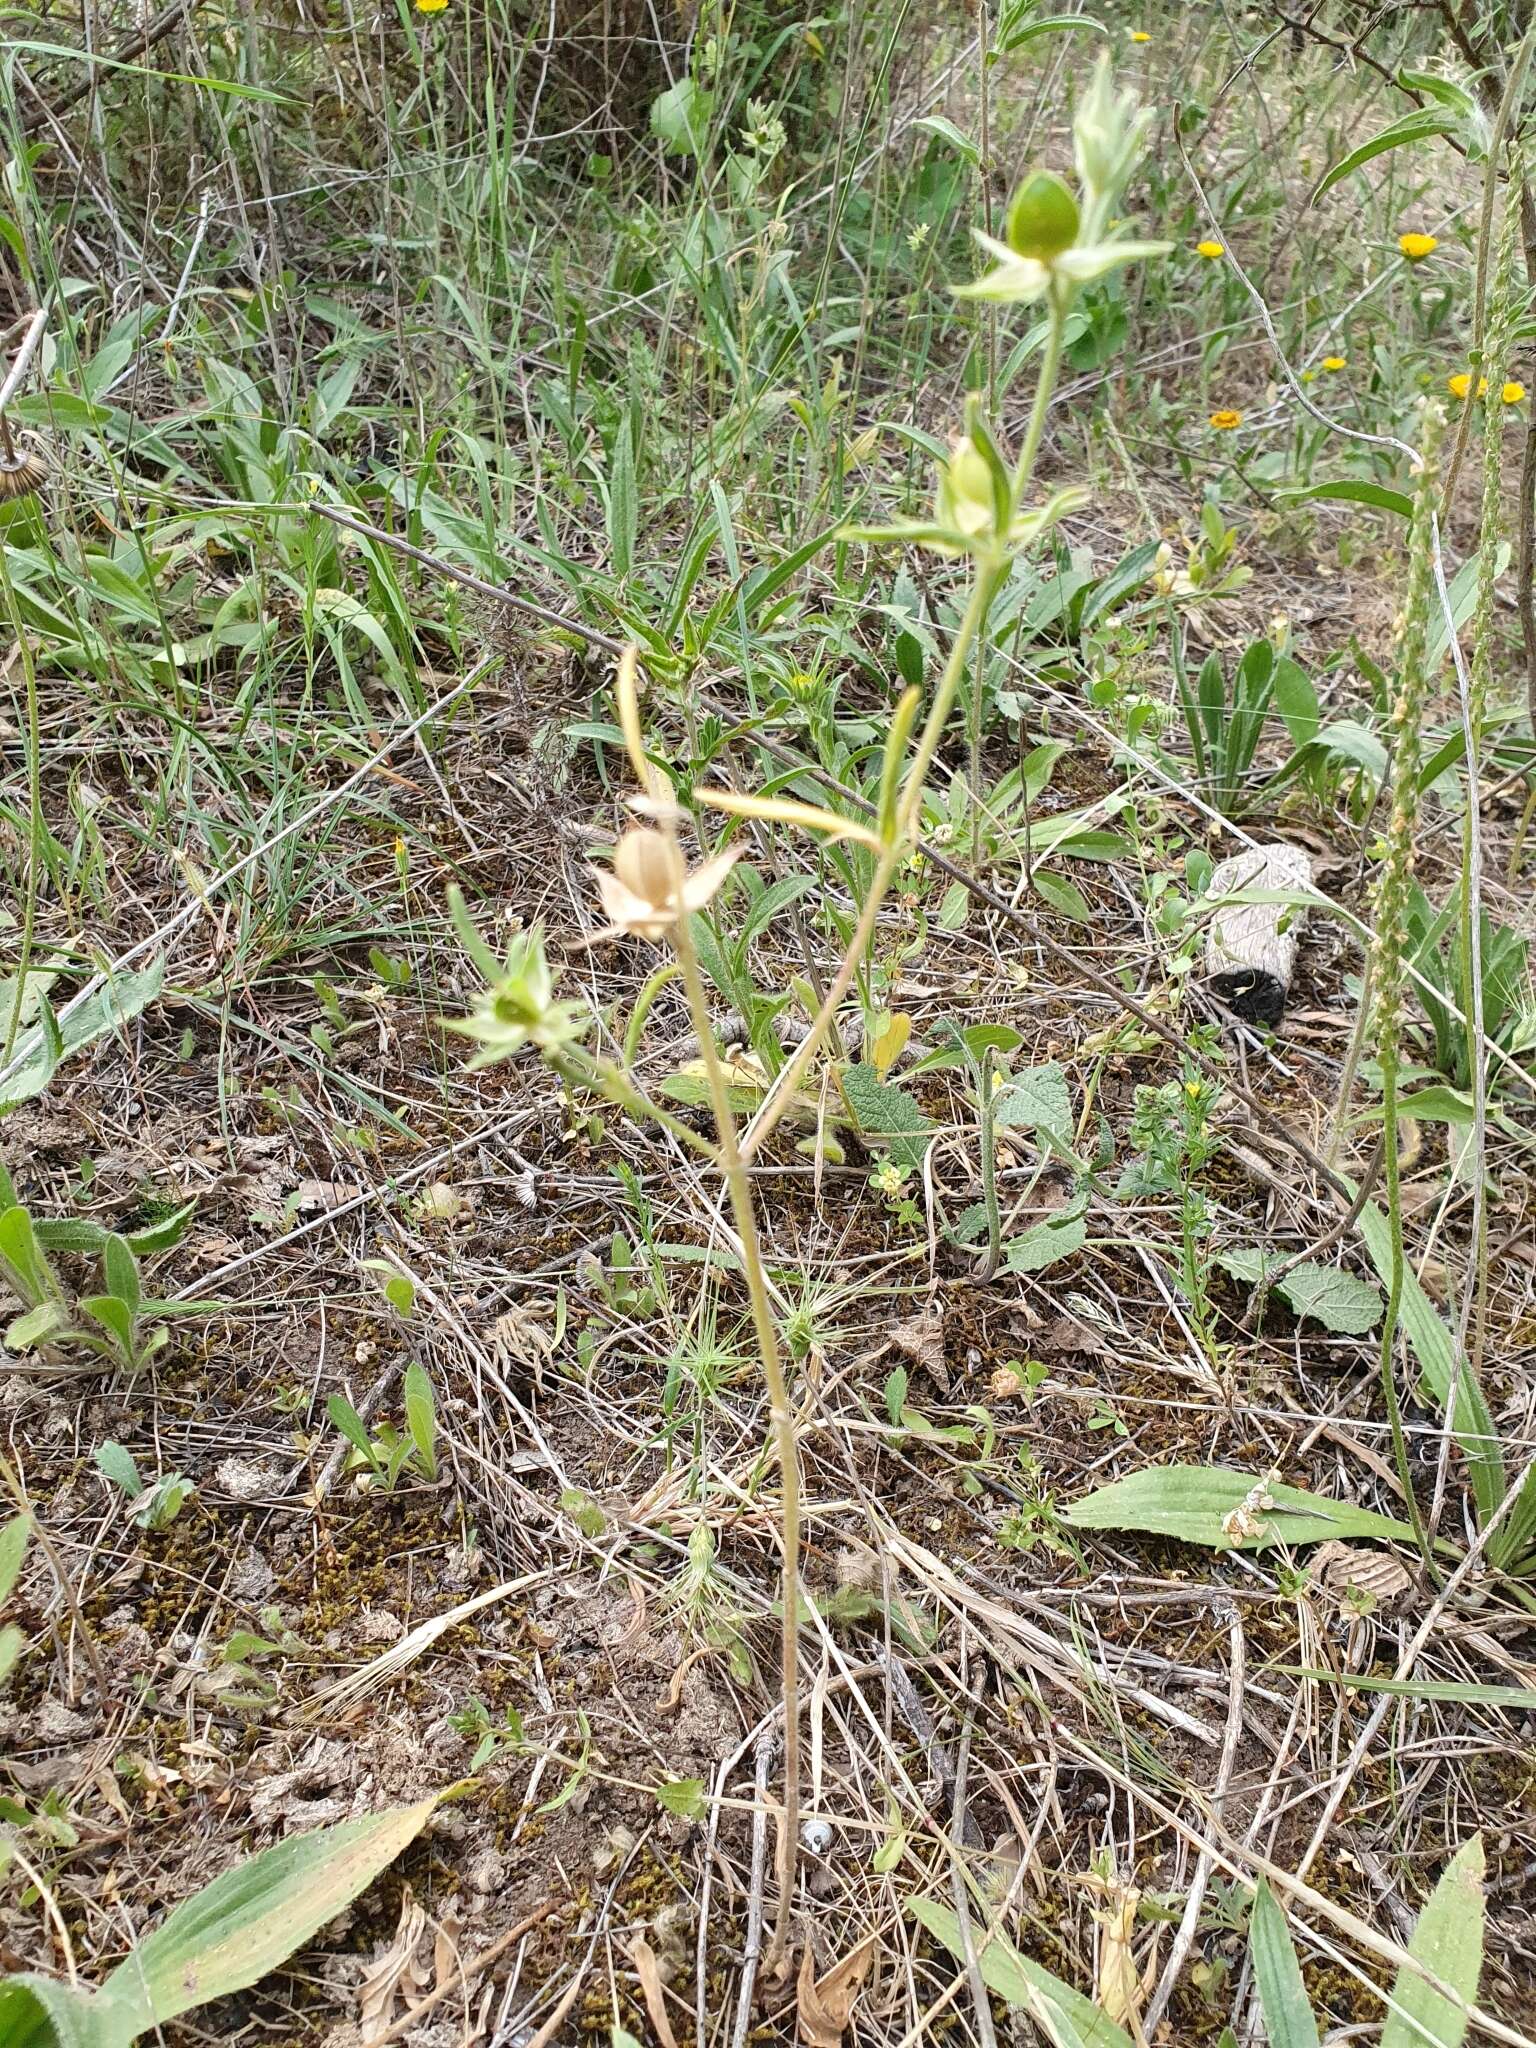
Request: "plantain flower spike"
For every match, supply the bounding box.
[595,828,740,943]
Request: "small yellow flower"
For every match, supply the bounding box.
[1129,28,1151,41]
[1196,239,1225,260]
[1209,409,1242,431]
[416,0,448,13]
[1448,372,1489,400]
[1503,380,1527,405]
[1321,355,1346,371]
[1398,231,1438,263]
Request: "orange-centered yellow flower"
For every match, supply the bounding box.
[1503,380,1527,405]
[1209,409,1242,431]
[1399,231,1438,262]
[1322,355,1346,371]
[1448,372,1489,400]
[1196,239,1224,259]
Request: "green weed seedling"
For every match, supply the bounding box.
[1170,627,1319,819]
[93,1444,195,1530]
[325,1359,439,1490]
[0,1160,192,1374]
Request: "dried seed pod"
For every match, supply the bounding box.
[0,441,46,502]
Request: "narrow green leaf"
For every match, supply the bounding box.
[0,1623,24,1685]
[1354,1201,1505,1527]
[403,1361,437,1481]
[1277,481,1413,519]
[1249,1882,1321,2048]
[909,1899,1134,2047]
[997,11,1107,55]
[325,1395,379,1468]
[913,115,979,165]
[1285,1669,1536,1710]
[6,1302,69,1353]
[103,1237,140,1316]
[1311,108,1458,203]
[0,1513,29,1603]
[94,1444,143,1500]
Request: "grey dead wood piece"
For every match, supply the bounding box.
[1204,844,1314,1027]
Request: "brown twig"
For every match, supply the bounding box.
[368,1902,558,2046]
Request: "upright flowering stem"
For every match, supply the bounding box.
[665,888,803,1965]
[1371,404,1444,1568]
[1432,171,1524,1534]
[740,565,1001,1164]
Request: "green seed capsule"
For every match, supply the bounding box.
[1005,170,1080,260]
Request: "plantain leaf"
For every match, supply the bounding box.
[1060,1464,1421,1551]
[1381,1836,1484,2048]
[99,1798,437,2032]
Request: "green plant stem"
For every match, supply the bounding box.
[974,1046,1001,1283]
[1013,293,1067,498]
[555,1047,720,1163]
[739,563,1001,1163]
[0,550,42,1067]
[1377,1049,1436,1571]
[967,572,997,867]
[666,905,802,1969]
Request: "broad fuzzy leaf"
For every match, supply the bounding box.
[992,1062,1072,1139]
[1218,1250,1382,1334]
[839,1064,933,1171]
[1004,1211,1087,1273]
[0,1975,127,2048]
